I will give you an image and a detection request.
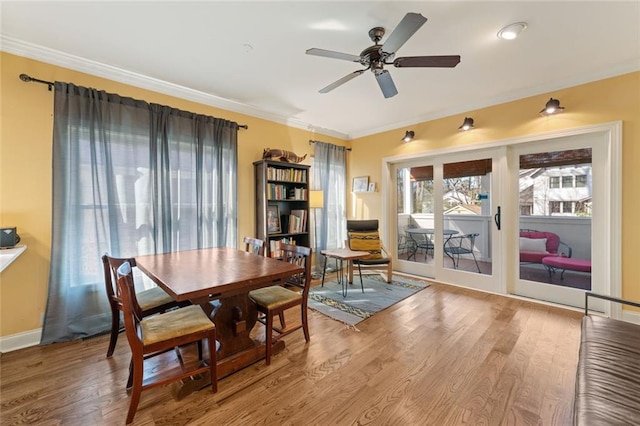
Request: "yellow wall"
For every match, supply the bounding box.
[1,50,638,339]
[0,52,346,337]
[348,71,640,302]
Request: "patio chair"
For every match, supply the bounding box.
[444,233,481,273]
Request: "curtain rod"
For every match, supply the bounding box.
[308,139,351,151]
[19,73,248,129]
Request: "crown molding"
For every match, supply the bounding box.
[1,35,350,141]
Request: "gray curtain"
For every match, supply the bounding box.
[41,82,237,344]
[312,141,348,268]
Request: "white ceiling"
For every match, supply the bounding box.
[2,1,639,140]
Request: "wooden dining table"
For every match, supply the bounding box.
[135,247,304,387]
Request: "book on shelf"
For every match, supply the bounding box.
[267,167,307,183]
[288,209,307,233]
[269,237,297,258]
[288,187,307,200]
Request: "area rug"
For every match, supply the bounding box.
[308,274,430,326]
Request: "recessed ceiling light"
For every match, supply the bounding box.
[310,20,348,31]
[497,22,528,40]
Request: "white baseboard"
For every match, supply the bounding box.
[622,310,640,325]
[0,328,42,353]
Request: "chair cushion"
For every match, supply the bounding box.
[137,286,176,311]
[348,231,382,259]
[140,305,213,346]
[249,286,302,309]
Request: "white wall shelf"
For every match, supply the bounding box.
[0,245,27,273]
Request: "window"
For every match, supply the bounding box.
[43,81,239,344]
[562,201,573,213]
[562,176,574,188]
[576,175,587,187]
[549,201,561,213]
[549,177,560,188]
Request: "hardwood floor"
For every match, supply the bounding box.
[0,275,583,425]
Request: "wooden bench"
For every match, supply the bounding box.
[574,293,640,425]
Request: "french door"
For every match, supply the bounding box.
[393,148,503,294]
[508,132,609,308]
[386,123,620,311]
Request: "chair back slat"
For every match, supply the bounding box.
[280,243,312,296]
[115,262,143,350]
[243,236,266,256]
[103,254,139,311]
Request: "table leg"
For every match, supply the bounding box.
[170,292,284,400]
[334,258,348,297]
[321,255,328,287]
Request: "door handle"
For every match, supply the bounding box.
[494,206,501,230]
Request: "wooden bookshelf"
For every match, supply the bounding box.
[254,159,310,258]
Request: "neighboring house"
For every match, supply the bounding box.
[444,204,482,215]
[519,166,592,216]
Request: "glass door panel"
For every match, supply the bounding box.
[518,148,592,291]
[395,164,436,277]
[510,131,607,310]
[441,159,493,276]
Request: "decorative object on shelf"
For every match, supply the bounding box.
[367,182,376,192]
[267,205,281,234]
[540,98,565,116]
[0,227,20,248]
[401,130,415,142]
[352,176,369,193]
[262,148,307,163]
[458,117,474,131]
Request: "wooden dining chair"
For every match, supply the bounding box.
[243,236,265,256]
[248,243,312,365]
[102,254,188,358]
[115,262,217,424]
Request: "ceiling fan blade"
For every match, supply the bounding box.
[381,12,428,55]
[306,48,361,63]
[393,55,461,68]
[375,70,398,98]
[319,70,366,93]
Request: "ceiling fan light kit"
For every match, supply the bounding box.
[306,12,461,98]
[497,22,528,40]
[540,98,565,116]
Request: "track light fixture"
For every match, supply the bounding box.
[540,98,565,116]
[458,117,475,131]
[402,130,415,142]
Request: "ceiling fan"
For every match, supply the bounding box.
[306,12,461,98]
